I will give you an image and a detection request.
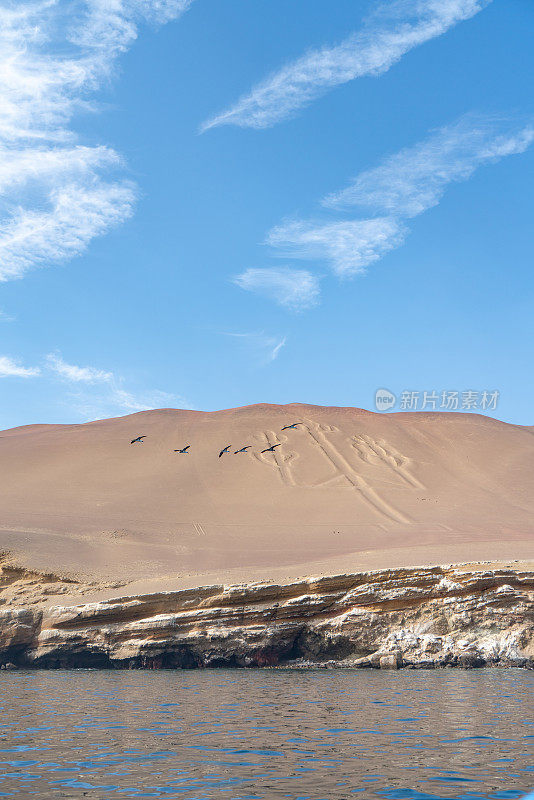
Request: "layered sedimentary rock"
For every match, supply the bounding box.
[1,563,532,670]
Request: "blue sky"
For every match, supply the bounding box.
[0,0,533,428]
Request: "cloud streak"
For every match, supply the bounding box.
[324,115,534,216]
[1,349,188,419]
[44,351,188,418]
[0,0,193,281]
[0,355,40,378]
[46,352,113,383]
[0,181,136,281]
[267,219,406,277]
[201,0,490,131]
[233,267,320,311]
[267,115,534,277]
[69,385,183,420]
[223,332,287,364]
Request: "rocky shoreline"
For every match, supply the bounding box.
[1,563,533,671]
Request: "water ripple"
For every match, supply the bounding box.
[0,669,532,798]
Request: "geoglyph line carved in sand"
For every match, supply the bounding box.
[252,431,297,486]
[253,421,410,524]
[351,434,425,489]
[193,523,206,537]
[301,419,411,524]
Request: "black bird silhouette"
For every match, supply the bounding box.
[261,443,282,454]
[130,435,146,444]
[219,445,231,458]
[234,446,251,454]
[174,445,190,454]
[281,422,302,431]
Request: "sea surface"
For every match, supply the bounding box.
[0,669,532,800]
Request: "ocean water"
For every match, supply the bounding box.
[0,669,532,799]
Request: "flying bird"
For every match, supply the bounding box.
[219,445,232,458]
[261,444,282,454]
[281,423,302,431]
[130,435,146,444]
[174,445,190,454]
[234,446,251,454]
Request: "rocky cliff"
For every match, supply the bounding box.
[1,561,532,670]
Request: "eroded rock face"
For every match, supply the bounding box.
[0,564,533,670]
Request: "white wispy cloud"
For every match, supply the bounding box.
[0,0,193,281]
[267,115,534,277]
[324,115,534,215]
[46,352,114,383]
[0,355,40,378]
[0,181,136,281]
[267,219,406,277]
[201,0,490,131]
[44,351,188,418]
[69,385,183,420]
[233,267,320,310]
[223,332,287,364]
[106,386,179,413]
[269,337,286,362]
[0,145,121,194]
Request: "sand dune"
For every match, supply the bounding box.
[0,404,532,584]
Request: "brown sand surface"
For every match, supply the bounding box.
[0,403,532,588]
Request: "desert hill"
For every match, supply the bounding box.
[0,403,533,586]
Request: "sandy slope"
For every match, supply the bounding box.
[0,403,532,585]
